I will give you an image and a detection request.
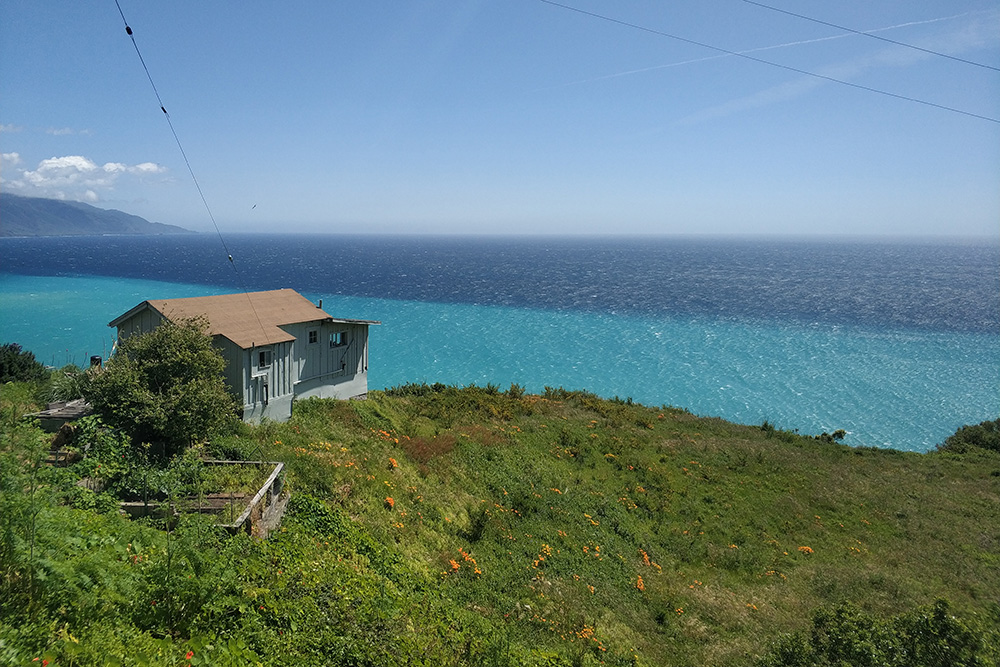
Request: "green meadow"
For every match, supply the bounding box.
[2,382,998,666]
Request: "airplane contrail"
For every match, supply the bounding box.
[552,11,983,89]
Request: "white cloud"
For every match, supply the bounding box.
[21,156,105,188]
[133,162,166,174]
[45,126,93,136]
[1,153,169,202]
[0,124,22,133]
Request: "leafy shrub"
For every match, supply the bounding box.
[760,420,798,442]
[938,418,1000,455]
[70,415,149,498]
[48,364,90,402]
[813,429,847,444]
[384,381,448,397]
[86,318,238,459]
[757,600,996,667]
[0,343,47,384]
[206,433,259,462]
[287,492,355,537]
[506,383,526,399]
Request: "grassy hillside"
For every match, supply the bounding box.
[2,382,998,666]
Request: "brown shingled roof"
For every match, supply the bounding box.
[110,289,377,349]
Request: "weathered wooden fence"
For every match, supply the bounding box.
[118,461,290,538]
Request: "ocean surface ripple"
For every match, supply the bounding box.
[1,234,997,452]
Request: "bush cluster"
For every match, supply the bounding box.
[85,319,238,459]
[0,342,47,384]
[938,418,1000,455]
[758,600,997,667]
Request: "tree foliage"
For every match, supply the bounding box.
[938,418,1000,455]
[0,342,47,384]
[86,318,238,457]
[757,600,996,667]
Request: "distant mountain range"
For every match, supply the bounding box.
[1,194,192,237]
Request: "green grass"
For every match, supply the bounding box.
[250,387,1000,664]
[2,382,999,666]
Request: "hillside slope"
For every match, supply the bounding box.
[0,193,190,236]
[267,386,1000,665]
[2,384,998,666]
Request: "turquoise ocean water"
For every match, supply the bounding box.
[1,235,997,452]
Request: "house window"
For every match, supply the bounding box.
[330,331,347,348]
[308,329,318,344]
[257,348,272,369]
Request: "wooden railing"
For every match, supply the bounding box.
[116,460,290,539]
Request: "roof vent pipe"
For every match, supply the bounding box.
[318,299,323,309]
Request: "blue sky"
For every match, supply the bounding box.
[2,1,998,236]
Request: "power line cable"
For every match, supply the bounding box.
[538,0,1000,124]
[738,0,1000,73]
[114,0,234,267]
[552,14,976,89]
[113,0,271,342]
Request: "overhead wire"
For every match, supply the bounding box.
[738,0,1000,73]
[537,0,1000,124]
[112,0,271,344]
[552,14,970,89]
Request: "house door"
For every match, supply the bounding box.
[305,328,321,379]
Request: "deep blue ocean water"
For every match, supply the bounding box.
[1,233,997,452]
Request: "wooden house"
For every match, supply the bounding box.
[108,289,379,422]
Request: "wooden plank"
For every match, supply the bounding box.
[230,462,284,529]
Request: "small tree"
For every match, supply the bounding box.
[86,318,238,458]
[0,343,48,384]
